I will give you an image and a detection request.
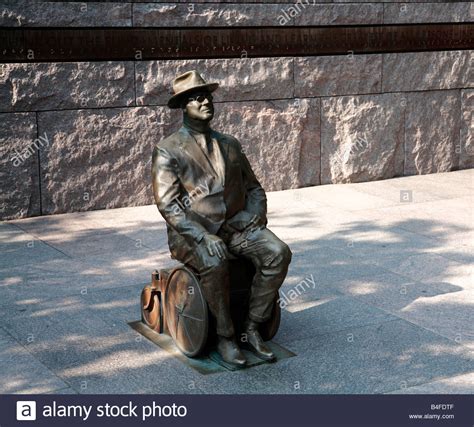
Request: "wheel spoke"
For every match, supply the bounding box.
[180,312,204,322]
[178,314,196,350]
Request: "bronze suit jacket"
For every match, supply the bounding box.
[152,125,267,257]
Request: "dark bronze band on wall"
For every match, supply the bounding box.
[0,24,472,62]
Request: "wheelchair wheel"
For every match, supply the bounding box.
[164,266,209,357]
[141,285,162,332]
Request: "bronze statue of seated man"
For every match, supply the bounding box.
[152,70,292,367]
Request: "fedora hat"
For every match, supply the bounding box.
[168,70,219,109]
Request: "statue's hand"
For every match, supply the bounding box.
[201,234,231,260]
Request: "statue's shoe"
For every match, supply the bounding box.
[243,328,276,362]
[217,336,247,367]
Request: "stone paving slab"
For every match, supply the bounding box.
[0,257,152,307]
[290,255,389,285]
[327,273,458,309]
[277,296,398,345]
[1,305,201,394]
[0,228,68,269]
[0,222,28,241]
[190,364,288,395]
[387,372,474,395]
[360,252,470,285]
[326,226,447,257]
[388,289,474,351]
[345,175,450,202]
[300,184,400,212]
[344,203,472,239]
[256,320,474,394]
[27,229,143,260]
[0,285,138,328]
[329,273,473,350]
[0,328,69,394]
[0,170,472,394]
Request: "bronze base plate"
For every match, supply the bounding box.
[129,320,296,375]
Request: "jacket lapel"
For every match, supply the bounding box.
[179,127,217,178]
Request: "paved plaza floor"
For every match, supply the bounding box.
[1,170,473,394]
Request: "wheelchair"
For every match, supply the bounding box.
[140,258,281,357]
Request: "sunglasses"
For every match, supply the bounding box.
[187,93,213,103]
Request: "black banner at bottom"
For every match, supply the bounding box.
[1,394,472,427]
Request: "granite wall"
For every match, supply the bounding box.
[0,1,473,219]
[1,1,472,27]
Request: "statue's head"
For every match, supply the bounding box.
[182,90,214,122]
[168,70,218,123]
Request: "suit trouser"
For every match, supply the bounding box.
[178,225,292,337]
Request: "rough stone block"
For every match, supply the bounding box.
[294,55,382,97]
[384,2,472,24]
[133,3,383,27]
[0,62,135,113]
[460,89,473,169]
[133,0,324,3]
[37,107,180,214]
[133,3,282,26]
[383,50,471,92]
[294,3,382,25]
[135,58,294,106]
[404,90,461,176]
[0,1,131,27]
[0,113,40,220]
[321,93,405,184]
[134,0,451,3]
[213,98,320,191]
